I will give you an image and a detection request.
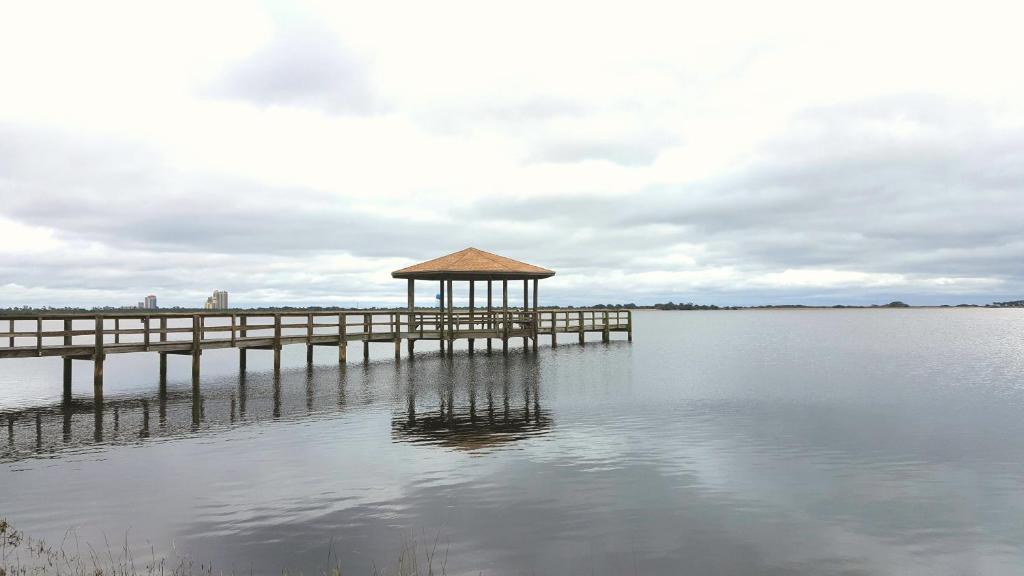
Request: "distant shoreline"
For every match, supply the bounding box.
[2,300,1022,315]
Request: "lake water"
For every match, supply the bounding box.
[3,309,1024,575]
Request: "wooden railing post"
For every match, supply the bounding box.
[159,317,168,380]
[486,280,493,353]
[273,314,282,371]
[602,311,610,342]
[438,280,445,353]
[363,313,370,361]
[144,316,151,350]
[94,315,104,402]
[191,315,201,387]
[7,318,13,348]
[393,312,401,359]
[468,280,475,354]
[446,279,454,355]
[627,310,633,342]
[63,318,72,402]
[551,311,557,347]
[532,279,539,350]
[407,278,416,356]
[306,313,314,365]
[238,315,247,372]
[36,316,42,357]
[338,312,347,364]
[578,311,585,344]
[502,280,509,354]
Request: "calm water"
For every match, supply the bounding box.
[3,310,1024,575]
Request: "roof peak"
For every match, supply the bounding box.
[392,248,555,280]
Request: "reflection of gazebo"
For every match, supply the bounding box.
[392,408,552,452]
[392,248,555,354]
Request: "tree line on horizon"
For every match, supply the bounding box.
[2,300,1023,314]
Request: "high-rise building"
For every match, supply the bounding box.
[144,294,157,309]
[204,290,229,309]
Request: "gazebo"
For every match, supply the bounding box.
[392,247,555,354]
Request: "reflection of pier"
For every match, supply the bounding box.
[2,354,553,462]
[1,366,355,462]
[393,356,550,451]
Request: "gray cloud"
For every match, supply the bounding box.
[3,93,1024,308]
[459,95,1024,299]
[204,20,379,114]
[527,133,676,166]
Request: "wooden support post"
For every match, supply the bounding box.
[393,312,401,359]
[407,279,415,356]
[338,312,347,364]
[363,313,370,361]
[439,280,445,353]
[532,278,539,352]
[94,316,104,403]
[36,316,42,356]
[468,280,475,354]
[144,316,150,350]
[602,311,610,342]
[446,279,454,355]
[487,280,493,353]
[159,316,168,380]
[578,311,585,344]
[502,280,509,354]
[7,318,12,348]
[273,314,282,372]
[306,313,314,365]
[191,315,202,387]
[551,311,557,348]
[239,315,247,372]
[627,310,633,342]
[63,318,72,402]
[522,279,529,349]
[114,318,120,344]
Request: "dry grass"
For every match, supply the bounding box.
[1,519,457,576]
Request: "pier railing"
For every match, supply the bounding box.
[0,309,630,354]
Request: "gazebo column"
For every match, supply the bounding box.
[522,279,529,349]
[532,278,539,352]
[487,280,493,353]
[468,280,475,354]
[502,280,509,354]
[446,279,454,355]
[438,280,445,353]
[407,279,415,356]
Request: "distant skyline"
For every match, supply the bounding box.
[2,1,1024,308]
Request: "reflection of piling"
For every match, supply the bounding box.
[62,406,72,443]
[141,400,150,438]
[93,403,103,443]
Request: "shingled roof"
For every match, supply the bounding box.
[391,247,555,280]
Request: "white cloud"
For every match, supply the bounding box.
[2,0,1024,307]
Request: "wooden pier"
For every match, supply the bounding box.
[0,308,632,401]
[0,248,634,403]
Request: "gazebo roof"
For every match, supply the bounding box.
[391,247,555,281]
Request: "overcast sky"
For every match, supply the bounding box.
[2,0,1023,308]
